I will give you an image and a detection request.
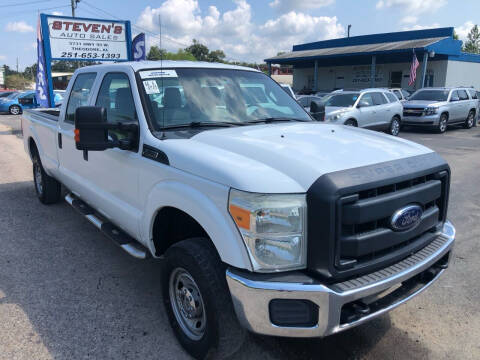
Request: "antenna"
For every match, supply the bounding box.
[158,13,165,132]
[159,14,163,63]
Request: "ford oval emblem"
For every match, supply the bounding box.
[390,204,423,231]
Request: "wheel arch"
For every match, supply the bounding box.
[344,118,358,126]
[143,181,252,270]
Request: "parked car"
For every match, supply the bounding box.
[0,90,38,115]
[54,90,65,107]
[402,87,478,133]
[466,88,479,127]
[279,83,295,98]
[297,94,324,111]
[22,60,455,359]
[323,88,403,136]
[0,91,17,98]
[390,88,411,101]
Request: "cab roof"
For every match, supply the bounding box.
[77,60,260,73]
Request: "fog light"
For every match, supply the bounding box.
[269,299,318,327]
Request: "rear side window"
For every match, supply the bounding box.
[467,89,477,99]
[393,90,402,100]
[65,73,97,123]
[385,92,398,103]
[458,89,469,100]
[372,92,387,105]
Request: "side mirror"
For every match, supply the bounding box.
[310,100,325,121]
[357,101,369,108]
[74,106,138,152]
[450,97,459,102]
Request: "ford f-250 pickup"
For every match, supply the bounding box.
[22,61,455,359]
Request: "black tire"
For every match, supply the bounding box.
[464,110,475,129]
[344,119,357,127]
[32,149,61,204]
[389,116,401,136]
[436,113,448,133]
[9,105,21,115]
[162,238,245,359]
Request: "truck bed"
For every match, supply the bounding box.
[24,108,60,122]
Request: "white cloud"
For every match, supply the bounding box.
[5,21,34,33]
[455,21,475,41]
[269,0,334,12]
[402,23,440,31]
[0,55,6,60]
[136,0,344,62]
[400,15,417,24]
[376,0,447,14]
[51,11,63,16]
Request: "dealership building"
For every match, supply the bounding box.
[265,27,480,93]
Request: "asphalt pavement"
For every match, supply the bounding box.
[0,114,479,360]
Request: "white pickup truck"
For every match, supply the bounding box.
[22,61,455,359]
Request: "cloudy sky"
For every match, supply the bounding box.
[0,0,478,70]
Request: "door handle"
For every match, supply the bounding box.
[58,133,62,149]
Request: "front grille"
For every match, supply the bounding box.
[335,171,449,273]
[403,108,425,117]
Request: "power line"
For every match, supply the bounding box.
[0,0,55,8]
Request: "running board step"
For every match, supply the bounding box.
[65,193,150,259]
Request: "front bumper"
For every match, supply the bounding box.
[402,114,440,126]
[226,221,455,338]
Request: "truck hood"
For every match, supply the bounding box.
[163,123,433,193]
[403,100,447,108]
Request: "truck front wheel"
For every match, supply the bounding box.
[162,238,245,359]
[32,151,61,204]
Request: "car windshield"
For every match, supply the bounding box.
[410,90,449,101]
[322,93,359,107]
[6,92,20,99]
[138,68,311,131]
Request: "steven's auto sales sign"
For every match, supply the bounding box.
[47,17,129,61]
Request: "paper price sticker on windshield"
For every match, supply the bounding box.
[140,69,178,79]
[143,80,160,94]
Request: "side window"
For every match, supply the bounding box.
[468,89,477,99]
[65,73,97,123]
[458,89,469,100]
[95,72,138,124]
[393,90,402,100]
[372,92,387,105]
[359,93,374,106]
[385,92,398,103]
[450,91,460,101]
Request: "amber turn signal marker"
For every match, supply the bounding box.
[74,129,80,142]
[229,204,251,230]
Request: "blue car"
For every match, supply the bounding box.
[0,90,63,115]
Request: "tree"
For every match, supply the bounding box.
[185,39,210,61]
[5,74,31,90]
[453,31,459,40]
[463,24,480,54]
[147,45,166,60]
[207,49,226,63]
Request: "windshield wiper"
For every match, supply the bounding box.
[245,117,310,124]
[159,121,244,130]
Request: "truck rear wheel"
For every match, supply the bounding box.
[162,238,245,359]
[32,151,61,204]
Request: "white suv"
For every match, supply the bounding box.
[323,89,403,136]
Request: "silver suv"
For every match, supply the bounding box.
[402,87,477,133]
[323,88,403,136]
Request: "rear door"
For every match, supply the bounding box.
[457,89,471,120]
[448,90,462,121]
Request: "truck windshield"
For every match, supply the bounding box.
[138,68,311,130]
[410,90,449,101]
[321,93,359,107]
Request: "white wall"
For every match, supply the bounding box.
[292,60,449,92]
[445,60,480,89]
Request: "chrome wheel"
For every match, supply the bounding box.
[169,268,207,341]
[390,118,400,136]
[10,105,20,115]
[466,112,474,128]
[33,160,43,195]
[439,116,447,133]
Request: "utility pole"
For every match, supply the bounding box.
[16,57,19,73]
[71,0,80,17]
[348,25,352,38]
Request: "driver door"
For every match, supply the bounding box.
[356,93,376,128]
[78,71,142,238]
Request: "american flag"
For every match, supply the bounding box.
[408,51,420,86]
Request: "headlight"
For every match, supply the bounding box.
[228,189,307,272]
[327,113,341,121]
[425,107,438,115]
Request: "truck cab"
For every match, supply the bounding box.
[22,61,455,359]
